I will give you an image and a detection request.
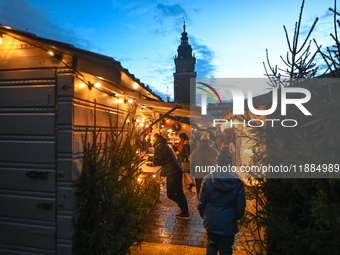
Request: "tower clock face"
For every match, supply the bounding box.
[181,61,188,67]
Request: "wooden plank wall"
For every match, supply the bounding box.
[0,35,134,255]
[0,68,57,255]
[0,36,72,255]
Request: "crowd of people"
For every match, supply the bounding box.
[151,129,246,255]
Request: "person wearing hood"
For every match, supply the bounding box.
[190,132,218,196]
[198,171,246,255]
[152,133,190,220]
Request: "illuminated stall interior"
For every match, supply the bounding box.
[219,93,273,168]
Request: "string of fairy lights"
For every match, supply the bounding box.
[1,29,195,183]
[0,31,147,117]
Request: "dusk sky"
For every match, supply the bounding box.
[0,0,336,100]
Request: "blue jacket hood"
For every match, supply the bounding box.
[211,172,240,192]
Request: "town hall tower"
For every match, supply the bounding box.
[174,22,196,105]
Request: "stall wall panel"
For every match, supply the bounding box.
[0,69,55,80]
[57,244,72,255]
[0,141,55,164]
[57,131,72,153]
[72,131,111,154]
[0,44,72,70]
[0,194,55,221]
[57,102,73,125]
[56,159,82,182]
[57,215,75,240]
[0,67,57,253]
[0,114,55,135]
[0,86,55,107]
[0,222,55,250]
[56,74,74,97]
[0,248,51,255]
[77,58,121,85]
[73,103,127,127]
[0,168,55,192]
[57,187,78,211]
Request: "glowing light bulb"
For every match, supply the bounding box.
[137,178,141,182]
[78,83,86,88]
[117,98,123,103]
[47,51,54,56]
[133,82,138,89]
[94,82,101,88]
[183,125,185,127]
[128,99,133,103]
[97,76,103,80]
[136,119,140,123]
[153,175,156,178]
[140,123,144,127]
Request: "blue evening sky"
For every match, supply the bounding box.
[0,0,335,100]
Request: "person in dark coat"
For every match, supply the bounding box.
[190,132,218,196]
[216,145,232,167]
[152,133,190,219]
[177,133,190,164]
[198,171,246,255]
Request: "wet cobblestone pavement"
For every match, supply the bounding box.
[139,177,247,252]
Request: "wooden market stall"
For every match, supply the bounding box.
[0,25,201,255]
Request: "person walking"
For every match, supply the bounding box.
[198,171,246,255]
[177,133,194,190]
[190,132,218,196]
[152,133,190,220]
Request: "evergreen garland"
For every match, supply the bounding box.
[172,122,181,132]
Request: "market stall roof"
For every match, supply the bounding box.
[135,99,203,119]
[0,24,203,121]
[0,24,162,102]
